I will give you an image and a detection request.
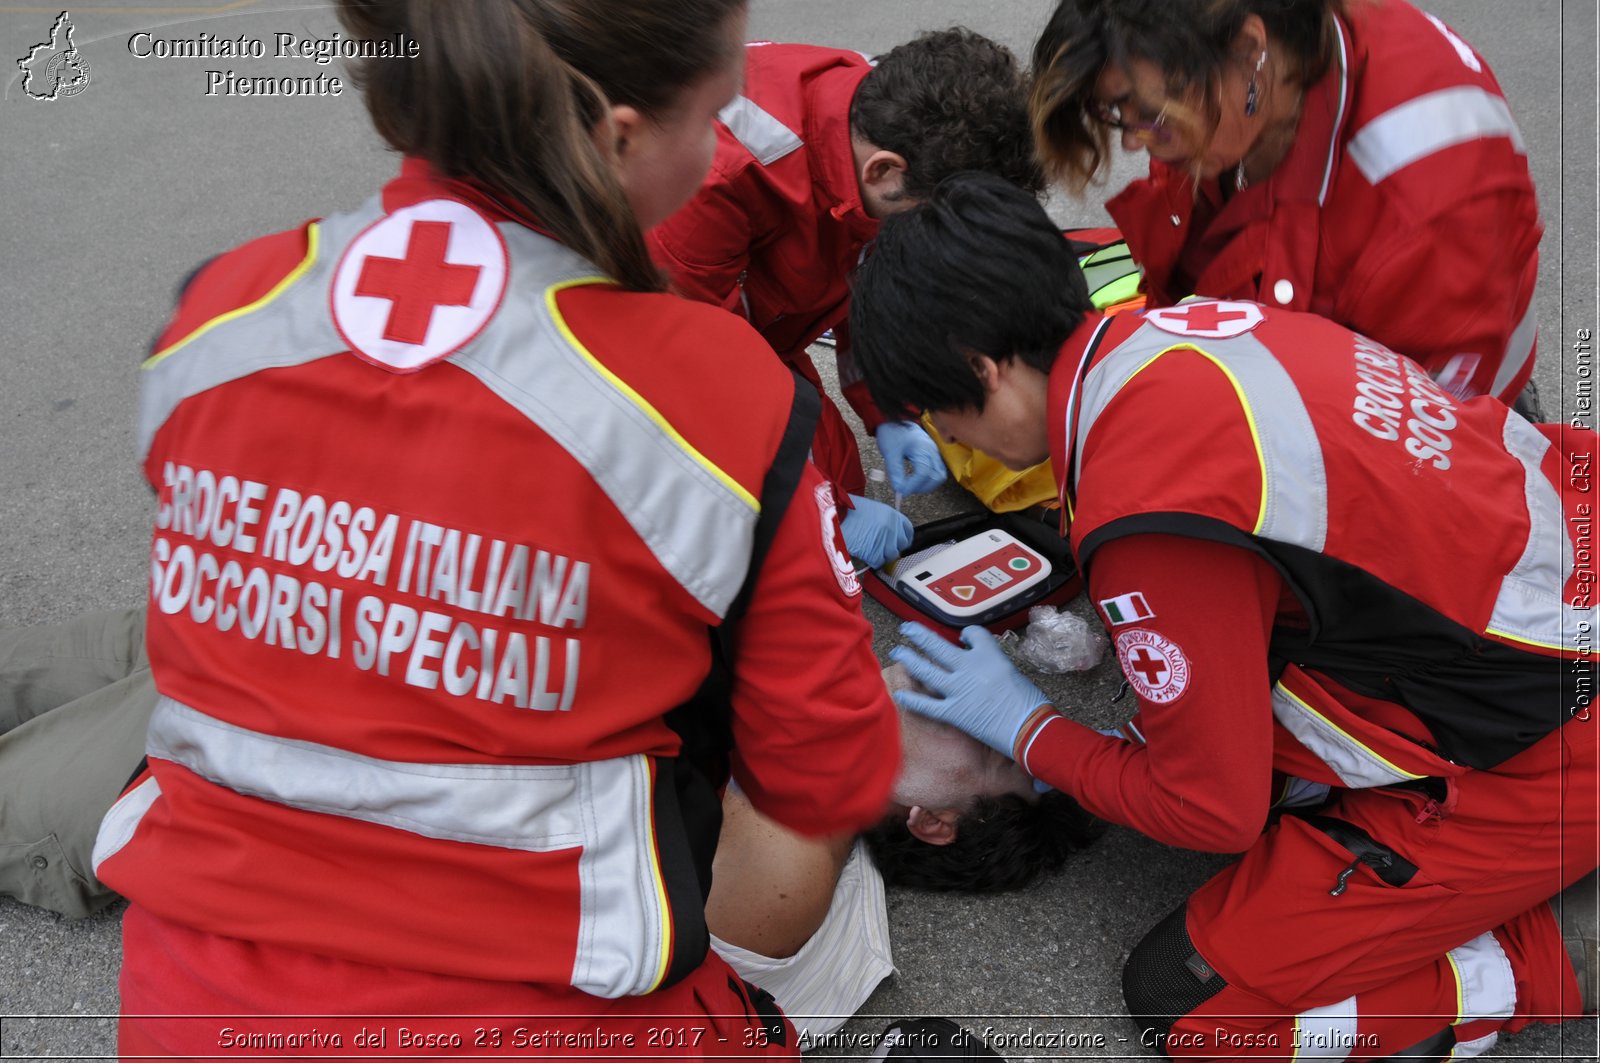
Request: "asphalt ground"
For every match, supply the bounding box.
[0,0,1595,1059]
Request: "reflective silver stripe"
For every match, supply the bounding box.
[1018,713,1063,774]
[455,226,758,618]
[1272,684,1425,789]
[717,95,803,165]
[1489,299,1538,399]
[138,199,381,460]
[1447,931,1516,1024]
[140,199,755,619]
[1485,413,1584,651]
[141,696,672,998]
[1291,996,1357,1061]
[1449,1032,1500,1059]
[1317,17,1350,206]
[1347,86,1527,184]
[1059,316,1111,518]
[1075,317,1328,550]
[1278,776,1333,810]
[91,774,161,872]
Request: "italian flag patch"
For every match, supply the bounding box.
[1098,592,1154,626]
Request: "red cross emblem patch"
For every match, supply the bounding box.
[813,482,862,598]
[332,199,508,372]
[1147,299,1263,340]
[1115,628,1191,704]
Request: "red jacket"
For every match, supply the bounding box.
[648,43,885,496]
[1108,0,1541,403]
[1019,300,1589,851]
[98,160,898,997]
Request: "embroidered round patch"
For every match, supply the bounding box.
[1146,299,1263,340]
[332,198,508,373]
[1115,628,1191,704]
[813,482,861,597]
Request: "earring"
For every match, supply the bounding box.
[1245,49,1267,116]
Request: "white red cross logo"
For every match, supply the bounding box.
[354,220,482,345]
[813,482,862,598]
[1148,299,1263,340]
[1115,628,1191,704]
[1126,647,1168,685]
[333,199,508,373]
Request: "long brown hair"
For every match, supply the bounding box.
[1030,0,1345,192]
[338,0,745,291]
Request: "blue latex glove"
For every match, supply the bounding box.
[840,494,913,568]
[874,421,947,495]
[888,621,1051,758]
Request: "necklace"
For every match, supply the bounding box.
[1235,159,1249,190]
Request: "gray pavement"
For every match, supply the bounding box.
[0,0,1595,1059]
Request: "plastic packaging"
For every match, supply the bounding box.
[867,467,901,512]
[999,605,1107,673]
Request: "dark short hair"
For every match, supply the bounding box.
[849,171,1091,417]
[851,28,1045,200]
[1031,0,1345,189]
[863,791,1105,893]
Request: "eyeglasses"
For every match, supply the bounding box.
[1089,99,1171,143]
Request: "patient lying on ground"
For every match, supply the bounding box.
[704,664,1103,1040]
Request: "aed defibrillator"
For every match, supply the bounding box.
[863,510,1080,641]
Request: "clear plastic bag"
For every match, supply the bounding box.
[999,605,1107,673]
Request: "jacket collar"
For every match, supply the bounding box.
[1047,310,1116,534]
[1266,11,1354,208]
[388,157,555,237]
[803,61,879,241]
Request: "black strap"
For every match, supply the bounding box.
[653,371,821,990]
[721,370,822,633]
[729,976,789,1050]
[1304,814,1419,888]
[672,367,819,781]
[123,756,149,793]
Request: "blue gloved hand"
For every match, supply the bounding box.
[840,495,913,568]
[888,621,1052,758]
[874,421,947,495]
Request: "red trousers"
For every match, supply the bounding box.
[1165,714,1597,1059]
[119,904,798,1061]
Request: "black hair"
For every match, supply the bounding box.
[849,171,1091,418]
[863,791,1105,893]
[850,28,1045,200]
[1031,0,1346,190]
